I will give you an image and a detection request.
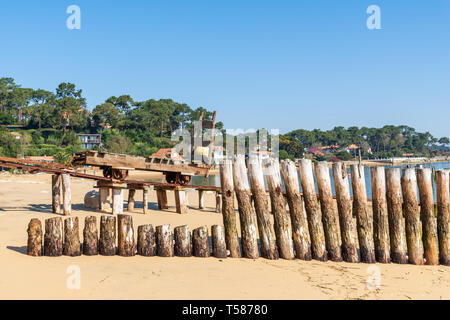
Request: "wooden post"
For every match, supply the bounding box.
[44,217,63,256]
[156,224,174,257]
[83,216,98,256]
[112,188,124,214]
[350,164,376,263]
[198,190,205,209]
[61,173,71,215]
[117,214,136,256]
[193,226,210,257]
[211,225,227,258]
[63,217,81,256]
[315,161,342,262]
[332,162,359,263]
[99,187,111,212]
[279,159,310,260]
[143,187,149,214]
[174,189,188,214]
[385,168,408,264]
[127,189,136,212]
[51,174,61,214]
[248,155,279,260]
[232,155,259,259]
[417,168,439,265]
[264,158,294,260]
[298,159,327,261]
[174,225,192,257]
[215,193,221,213]
[401,168,424,265]
[27,218,42,256]
[137,224,156,256]
[99,215,116,256]
[219,159,241,258]
[370,166,391,263]
[156,189,168,210]
[436,170,450,266]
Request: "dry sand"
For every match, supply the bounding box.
[0,172,448,300]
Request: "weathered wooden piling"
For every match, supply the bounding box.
[83,216,98,255]
[280,159,310,260]
[298,159,327,261]
[99,215,116,256]
[401,168,424,265]
[193,226,210,257]
[332,162,359,263]
[143,187,149,214]
[156,189,168,210]
[417,168,439,265]
[27,218,42,256]
[44,217,63,256]
[219,159,241,258]
[385,168,408,264]
[350,164,376,263]
[61,173,71,215]
[112,188,124,214]
[264,158,294,260]
[175,189,188,214]
[156,224,174,257]
[117,214,136,256]
[51,174,61,214]
[370,166,391,263]
[198,190,205,209]
[315,161,342,262]
[232,155,259,259]
[99,187,111,212]
[137,224,156,256]
[248,155,279,260]
[174,225,192,257]
[435,170,449,265]
[63,217,81,256]
[211,225,227,258]
[215,193,221,213]
[127,189,136,212]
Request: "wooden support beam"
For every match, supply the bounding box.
[211,225,227,258]
[127,189,136,212]
[174,189,188,214]
[27,218,42,256]
[99,187,111,212]
[232,155,259,259]
[137,224,156,256]
[83,216,98,256]
[315,161,343,262]
[299,159,327,261]
[174,225,192,257]
[198,190,205,209]
[112,188,124,214]
[264,158,294,260]
[156,224,174,257]
[99,215,116,256]
[63,217,81,256]
[118,214,136,256]
[193,226,210,257]
[156,189,168,210]
[44,217,63,256]
[436,170,450,266]
[249,155,279,260]
[219,159,241,258]
[370,166,391,263]
[350,164,376,263]
[51,174,61,214]
[401,168,424,265]
[143,188,149,214]
[61,174,71,215]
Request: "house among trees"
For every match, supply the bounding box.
[76,134,102,149]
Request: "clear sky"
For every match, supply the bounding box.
[1,1,449,137]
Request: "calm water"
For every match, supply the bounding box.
[191,161,450,202]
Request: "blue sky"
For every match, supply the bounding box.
[0,1,449,137]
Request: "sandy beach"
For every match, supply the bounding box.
[0,172,448,300]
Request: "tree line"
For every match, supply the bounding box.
[0,77,447,163]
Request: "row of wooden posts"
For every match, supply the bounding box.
[219,156,449,265]
[27,214,227,258]
[51,173,221,215]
